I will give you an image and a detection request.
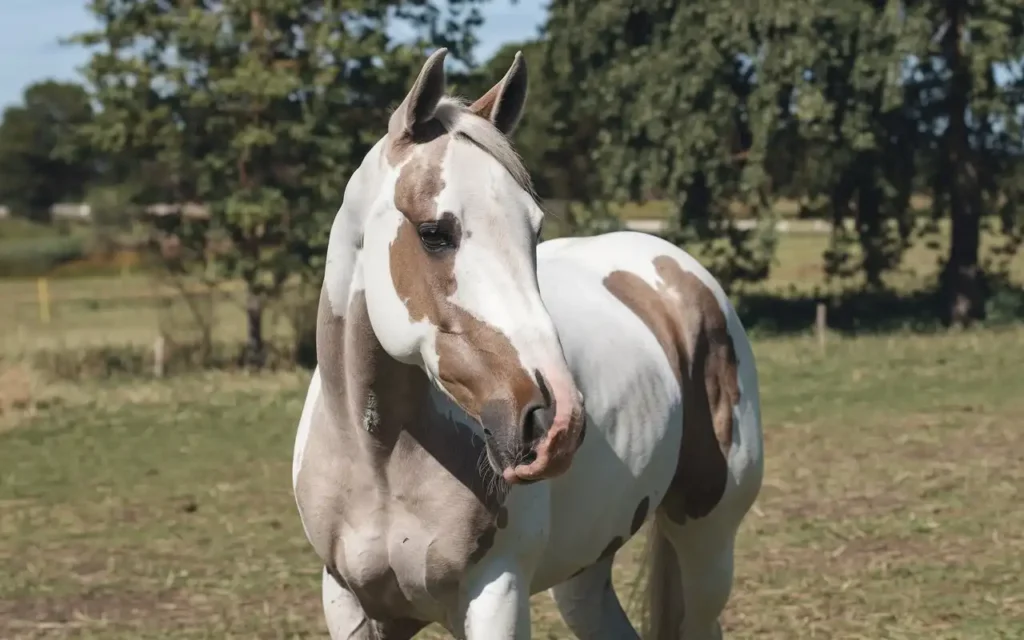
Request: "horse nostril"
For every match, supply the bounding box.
[522,404,552,444]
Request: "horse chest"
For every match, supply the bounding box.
[332,498,498,620]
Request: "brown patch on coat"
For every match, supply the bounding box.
[300,287,507,625]
[323,567,427,639]
[603,256,741,522]
[387,133,540,427]
[631,497,650,535]
[386,118,447,167]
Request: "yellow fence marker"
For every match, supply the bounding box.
[37,277,51,324]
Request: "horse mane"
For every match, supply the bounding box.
[429,96,539,205]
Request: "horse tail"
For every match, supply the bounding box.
[640,517,684,640]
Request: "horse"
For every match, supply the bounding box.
[291,47,764,640]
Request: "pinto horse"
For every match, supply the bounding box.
[292,48,764,640]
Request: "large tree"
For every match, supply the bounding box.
[760,1,921,289]
[72,0,490,364]
[0,81,96,221]
[542,0,777,288]
[911,0,1024,325]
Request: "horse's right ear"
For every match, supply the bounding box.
[389,48,448,140]
[469,50,528,135]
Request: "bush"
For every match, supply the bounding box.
[0,217,60,240]
[0,234,90,277]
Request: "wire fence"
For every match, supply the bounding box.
[0,273,313,376]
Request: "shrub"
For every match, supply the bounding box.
[0,235,90,277]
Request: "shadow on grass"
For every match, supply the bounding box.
[736,283,1024,336]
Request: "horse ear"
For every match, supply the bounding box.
[469,51,528,135]
[389,48,448,139]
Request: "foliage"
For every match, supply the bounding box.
[542,1,778,289]
[0,235,90,278]
[539,0,1024,316]
[0,81,97,221]
[71,0,492,365]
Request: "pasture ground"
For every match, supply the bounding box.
[2,327,1023,638]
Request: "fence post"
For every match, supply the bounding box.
[815,303,827,353]
[153,335,166,378]
[37,277,51,324]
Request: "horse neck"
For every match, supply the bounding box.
[314,277,505,511]
[315,283,426,455]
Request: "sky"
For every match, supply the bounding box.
[0,0,548,110]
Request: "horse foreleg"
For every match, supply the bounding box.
[460,559,531,640]
[548,557,639,639]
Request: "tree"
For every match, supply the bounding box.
[0,81,96,221]
[785,0,1024,322]
[543,0,777,288]
[72,0,491,365]
[759,2,920,289]
[911,0,1024,325]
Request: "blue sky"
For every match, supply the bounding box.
[0,0,548,109]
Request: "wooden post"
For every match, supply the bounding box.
[153,335,166,378]
[815,303,827,352]
[37,277,51,324]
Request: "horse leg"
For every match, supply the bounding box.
[644,513,736,640]
[548,557,639,639]
[460,559,531,640]
[321,567,425,640]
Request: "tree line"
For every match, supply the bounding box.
[0,0,1021,361]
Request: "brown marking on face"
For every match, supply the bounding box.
[603,256,741,522]
[598,536,624,561]
[387,132,541,443]
[631,497,650,535]
[385,117,447,168]
[496,506,509,529]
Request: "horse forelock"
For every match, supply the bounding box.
[385,97,537,203]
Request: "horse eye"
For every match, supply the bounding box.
[417,223,454,252]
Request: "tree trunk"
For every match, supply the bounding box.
[244,288,265,368]
[857,174,885,289]
[941,0,986,326]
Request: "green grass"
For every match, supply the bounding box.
[2,329,1023,638]
[1,214,1023,637]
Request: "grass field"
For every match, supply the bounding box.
[1,214,1023,638]
[2,327,1023,638]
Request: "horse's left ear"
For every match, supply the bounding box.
[469,51,528,135]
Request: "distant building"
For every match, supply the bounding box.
[50,203,92,221]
